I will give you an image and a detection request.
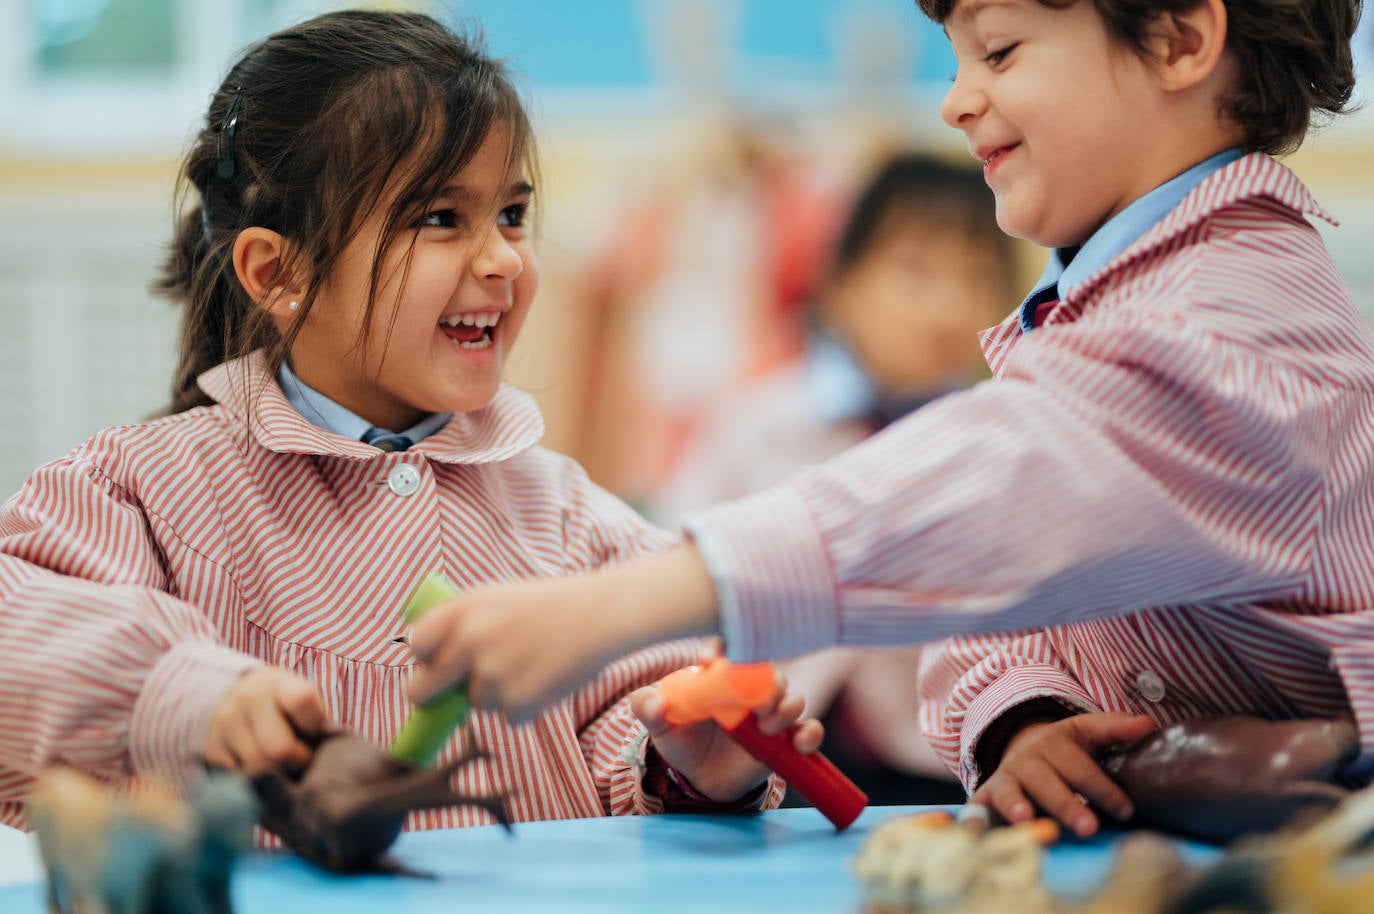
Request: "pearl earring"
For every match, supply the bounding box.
[288,300,299,311]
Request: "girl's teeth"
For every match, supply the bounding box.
[457,337,493,350]
[441,313,500,328]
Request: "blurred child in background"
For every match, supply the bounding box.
[653,153,1016,804]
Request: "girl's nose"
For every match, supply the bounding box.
[940,69,986,129]
[473,227,523,281]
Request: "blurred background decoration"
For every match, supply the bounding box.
[1,0,1371,502]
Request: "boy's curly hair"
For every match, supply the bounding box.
[917,0,1362,155]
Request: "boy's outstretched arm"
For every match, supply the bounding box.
[409,543,719,723]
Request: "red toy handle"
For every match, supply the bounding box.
[725,715,868,830]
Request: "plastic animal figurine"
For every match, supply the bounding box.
[1102,716,1356,843]
[27,768,256,914]
[250,729,507,873]
[853,809,1059,912]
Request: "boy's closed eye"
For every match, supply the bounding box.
[983,43,1018,65]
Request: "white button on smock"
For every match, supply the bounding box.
[386,463,422,497]
[1135,670,1166,703]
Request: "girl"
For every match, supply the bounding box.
[0,9,817,834]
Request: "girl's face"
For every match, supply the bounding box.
[288,126,537,430]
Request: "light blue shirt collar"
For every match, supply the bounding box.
[1018,147,1243,332]
[277,361,451,445]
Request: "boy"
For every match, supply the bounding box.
[407,0,1371,838]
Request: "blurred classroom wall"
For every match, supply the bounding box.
[1,0,1371,501]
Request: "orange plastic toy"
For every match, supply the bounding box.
[658,658,868,829]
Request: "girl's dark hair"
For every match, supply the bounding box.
[156,10,535,414]
[831,153,1015,297]
[915,0,1363,156]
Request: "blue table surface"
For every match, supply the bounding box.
[0,805,1223,913]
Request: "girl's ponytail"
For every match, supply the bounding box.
[159,202,232,413]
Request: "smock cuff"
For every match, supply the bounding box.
[129,641,264,794]
[957,665,1098,791]
[1329,644,1374,781]
[682,482,837,662]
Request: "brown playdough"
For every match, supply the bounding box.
[251,730,508,872]
[1103,716,1356,843]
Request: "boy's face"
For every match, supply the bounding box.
[941,0,1178,248]
[286,127,538,430]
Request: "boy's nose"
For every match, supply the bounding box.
[940,71,986,129]
[473,227,523,281]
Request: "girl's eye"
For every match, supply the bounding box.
[416,209,460,229]
[498,202,528,228]
[983,43,1017,66]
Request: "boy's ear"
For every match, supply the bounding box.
[1143,0,1228,92]
[232,227,304,318]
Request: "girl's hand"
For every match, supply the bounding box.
[204,667,329,774]
[631,665,824,803]
[969,711,1155,838]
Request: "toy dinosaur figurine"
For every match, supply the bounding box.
[1102,716,1356,843]
[251,729,507,873]
[251,573,508,873]
[28,768,256,914]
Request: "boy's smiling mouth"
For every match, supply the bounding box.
[978,143,1019,172]
[439,310,503,350]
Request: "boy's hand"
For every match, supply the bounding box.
[204,667,329,775]
[969,712,1155,838]
[631,662,823,803]
[409,545,720,723]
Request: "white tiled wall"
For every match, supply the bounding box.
[0,182,180,498]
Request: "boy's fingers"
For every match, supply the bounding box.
[1070,713,1156,750]
[1019,759,1099,837]
[1053,751,1134,821]
[408,633,471,706]
[979,774,1035,824]
[407,607,454,662]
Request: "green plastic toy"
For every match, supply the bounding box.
[391,573,471,766]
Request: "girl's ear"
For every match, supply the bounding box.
[1145,0,1228,92]
[232,227,305,318]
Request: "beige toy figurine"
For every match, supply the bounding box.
[853,809,1059,912]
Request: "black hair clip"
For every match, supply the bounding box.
[215,88,244,182]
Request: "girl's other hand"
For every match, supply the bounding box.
[631,668,824,803]
[970,711,1155,838]
[204,667,329,774]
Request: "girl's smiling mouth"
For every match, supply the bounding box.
[439,311,503,350]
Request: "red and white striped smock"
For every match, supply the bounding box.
[682,153,1374,790]
[0,352,782,830]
